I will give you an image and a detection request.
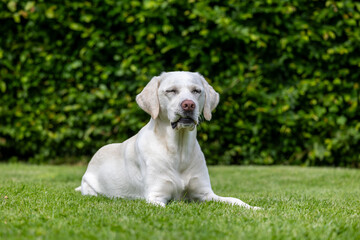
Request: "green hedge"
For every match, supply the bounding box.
[1,0,359,166]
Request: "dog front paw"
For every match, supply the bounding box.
[146,197,167,207]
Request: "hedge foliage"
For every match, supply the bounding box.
[1,0,359,166]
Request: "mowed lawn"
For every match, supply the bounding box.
[1,164,359,240]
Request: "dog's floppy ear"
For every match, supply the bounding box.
[198,73,219,121]
[136,76,160,119]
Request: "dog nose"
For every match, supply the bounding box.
[181,100,196,111]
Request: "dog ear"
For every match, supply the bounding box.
[136,76,160,119]
[198,73,219,121]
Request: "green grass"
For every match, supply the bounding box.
[1,164,359,240]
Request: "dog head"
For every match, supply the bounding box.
[136,71,219,130]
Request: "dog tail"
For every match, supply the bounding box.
[75,186,81,192]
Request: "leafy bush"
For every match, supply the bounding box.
[0,0,359,166]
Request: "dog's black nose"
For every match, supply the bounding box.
[181,100,195,112]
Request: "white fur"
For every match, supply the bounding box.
[77,71,259,209]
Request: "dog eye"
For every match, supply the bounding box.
[192,89,201,94]
[166,89,177,94]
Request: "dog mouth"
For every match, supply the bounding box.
[171,117,196,129]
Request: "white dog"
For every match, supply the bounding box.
[76,71,259,209]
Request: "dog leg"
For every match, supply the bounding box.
[80,180,98,196]
[145,182,174,207]
[203,193,261,210]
